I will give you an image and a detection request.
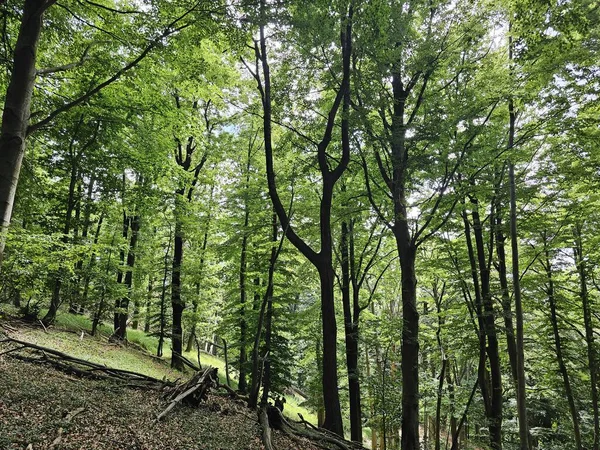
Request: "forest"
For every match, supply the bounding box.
[0,0,598,449]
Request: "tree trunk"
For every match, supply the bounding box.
[186,187,212,352]
[470,197,502,450]
[435,359,447,450]
[574,223,599,450]
[508,158,530,450]
[91,229,112,337]
[238,194,250,393]
[446,364,458,450]
[171,209,185,370]
[0,0,50,261]
[114,208,129,330]
[114,214,139,341]
[341,219,362,442]
[144,276,153,333]
[393,229,419,450]
[494,197,518,385]
[250,212,280,408]
[542,234,582,450]
[42,139,80,325]
[257,1,351,435]
[157,235,172,358]
[461,205,491,420]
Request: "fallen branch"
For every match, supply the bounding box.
[173,353,201,372]
[0,322,18,332]
[268,407,365,450]
[1,337,174,388]
[157,367,218,421]
[49,407,86,449]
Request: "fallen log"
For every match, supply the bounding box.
[0,337,174,388]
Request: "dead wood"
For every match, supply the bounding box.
[259,405,276,450]
[49,407,85,449]
[156,367,218,421]
[268,407,365,450]
[1,337,174,388]
[173,352,201,372]
[0,322,18,332]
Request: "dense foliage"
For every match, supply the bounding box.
[1,0,599,449]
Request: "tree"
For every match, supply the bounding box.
[248,0,353,435]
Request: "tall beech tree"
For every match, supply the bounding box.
[170,96,209,370]
[354,3,495,447]
[249,0,353,435]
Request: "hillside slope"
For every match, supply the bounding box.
[0,319,322,450]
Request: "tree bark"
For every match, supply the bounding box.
[573,223,599,450]
[171,214,185,369]
[238,150,251,392]
[0,0,52,262]
[157,233,172,358]
[250,212,281,408]
[341,219,362,442]
[541,233,582,450]
[42,127,81,324]
[144,276,153,333]
[508,157,530,450]
[113,214,139,341]
[470,196,502,450]
[494,194,518,386]
[255,0,352,436]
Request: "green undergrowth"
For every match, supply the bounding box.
[4,308,317,425]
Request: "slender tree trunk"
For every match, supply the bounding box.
[470,197,502,450]
[157,235,172,358]
[435,359,447,450]
[542,234,582,450]
[171,208,185,369]
[508,158,530,450]
[0,0,51,261]
[259,230,275,406]
[114,214,139,341]
[341,219,362,442]
[223,337,231,387]
[68,182,82,313]
[461,205,491,419]
[185,283,199,353]
[114,208,129,330]
[42,141,80,324]
[574,224,600,450]
[74,176,95,312]
[257,1,351,435]
[186,186,213,352]
[494,195,518,385]
[446,365,458,450]
[238,196,250,393]
[144,277,153,333]
[91,230,112,337]
[250,212,280,407]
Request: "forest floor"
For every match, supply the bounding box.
[0,315,322,450]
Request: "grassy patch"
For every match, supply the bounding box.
[14,311,318,426]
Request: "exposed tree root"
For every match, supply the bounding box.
[259,405,276,450]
